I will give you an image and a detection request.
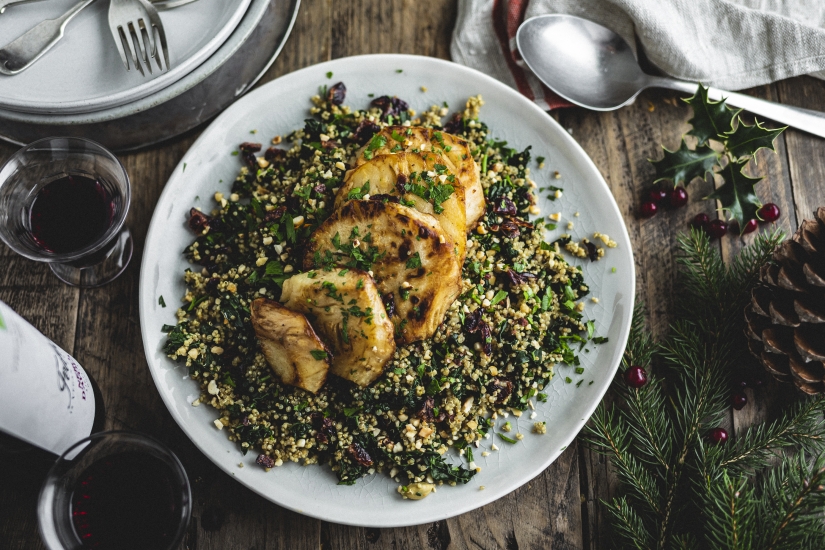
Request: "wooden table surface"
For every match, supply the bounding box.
[4,1,825,548]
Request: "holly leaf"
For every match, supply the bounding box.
[724,117,785,161]
[684,84,738,145]
[706,162,762,231]
[651,140,719,186]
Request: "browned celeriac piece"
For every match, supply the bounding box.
[250,298,330,394]
[354,126,485,228]
[303,200,461,345]
[337,152,467,261]
[280,268,395,387]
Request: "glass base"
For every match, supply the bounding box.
[49,229,133,288]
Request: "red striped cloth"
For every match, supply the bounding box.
[452,0,572,110]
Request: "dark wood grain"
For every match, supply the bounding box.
[3,1,825,548]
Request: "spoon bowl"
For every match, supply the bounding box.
[517,14,650,110]
[516,13,825,138]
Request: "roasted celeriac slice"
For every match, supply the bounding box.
[303,200,462,344]
[280,268,395,387]
[355,126,485,227]
[250,298,330,394]
[337,152,467,260]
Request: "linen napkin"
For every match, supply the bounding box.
[451,0,825,110]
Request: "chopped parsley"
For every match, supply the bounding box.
[405,252,422,269]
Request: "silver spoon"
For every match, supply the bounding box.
[516,14,825,139]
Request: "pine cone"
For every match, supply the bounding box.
[745,207,825,394]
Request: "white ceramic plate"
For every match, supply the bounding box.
[0,0,250,115]
[139,54,635,527]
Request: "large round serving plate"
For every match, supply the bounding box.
[0,0,299,151]
[139,54,635,527]
[0,0,250,115]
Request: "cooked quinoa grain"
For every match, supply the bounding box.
[163,85,599,492]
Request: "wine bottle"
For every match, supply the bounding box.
[0,300,105,458]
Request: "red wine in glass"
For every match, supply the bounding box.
[70,451,183,550]
[28,175,116,254]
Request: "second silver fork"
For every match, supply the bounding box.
[108,0,169,75]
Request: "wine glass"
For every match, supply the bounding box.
[0,137,132,287]
[37,431,192,550]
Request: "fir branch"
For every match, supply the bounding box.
[711,396,825,474]
[760,453,825,550]
[703,471,757,549]
[585,405,664,517]
[615,303,672,471]
[604,496,655,550]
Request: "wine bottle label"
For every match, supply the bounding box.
[0,301,96,455]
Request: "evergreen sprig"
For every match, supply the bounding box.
[650,85,786,231]
[585,229,825,548]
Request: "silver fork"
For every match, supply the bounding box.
[108,0,169,75]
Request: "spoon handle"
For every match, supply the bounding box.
[651,77,825,139]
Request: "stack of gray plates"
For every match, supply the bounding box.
[0,0,299,151]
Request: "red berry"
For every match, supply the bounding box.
[742,219,758,234]
[624,365,648,388]
[709,427,728,444]
[691,213,710,230]
[639,201,658,218]
[732,391,747,410]
[758,203,781,222]
[668,186,688,208]
[648,186,668,204]
[708,219,728,239]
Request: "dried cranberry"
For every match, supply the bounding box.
[264,147,285,162]
[504,269,536,287]
[369,194,400,204]
[499,219,520,238]
[691,213,710,230]
[310,412,336,444]
[741,218,758,234]
[648,186,668,204]
[708,219,728,239]
[757,203,780,222]
[263,206,286,223]
[486,378,513,404]
[188,208,211,233]
[370,95,409,120]
[382,293,396,317]
[327,82,346,105]
[416,396,435,422]
[639,201,658,218]
[479,321,493,355]
[239,142,262,153]
[492,197,517,216]
[256,454,275,469]
[313,183,327,195]
[464,309,482,333]
[352,120,381,144]
[347,442,373,467]
[442,113,463,134]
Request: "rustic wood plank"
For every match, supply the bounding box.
[716,84,799,444]
[776,76,825,224]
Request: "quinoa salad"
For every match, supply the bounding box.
[162,82,612,498]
